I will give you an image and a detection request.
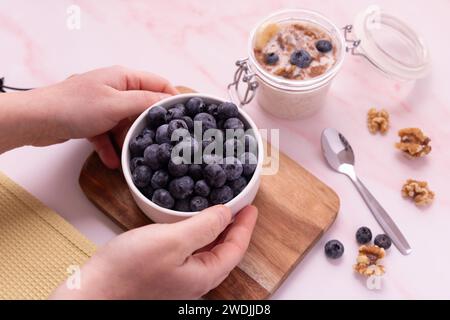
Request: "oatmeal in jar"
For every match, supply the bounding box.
[254,21,337,80]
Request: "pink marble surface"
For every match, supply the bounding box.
[1,0,449,299]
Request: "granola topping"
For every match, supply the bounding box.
[395,128,431,157]
[401,179,435,206]
[367,108,390,134]
[353,245,385,277]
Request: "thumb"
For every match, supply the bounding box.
[172,205,232,256]
[114,90,173,119]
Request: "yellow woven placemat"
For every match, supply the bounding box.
[0,171,96,299]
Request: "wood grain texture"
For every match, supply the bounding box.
[78,85,340,299]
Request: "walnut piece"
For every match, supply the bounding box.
[395,128,431,157]
[402,179,435,206]
[367,108,390,134]
[353,245,385,277]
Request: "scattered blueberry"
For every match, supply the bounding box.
[264,52,279,65]
[157,143,172,166]
[356,226,372,245]
[374,234,392,250]
[169,176,194,200]
[186,97,206,116]
[324,240,344,259]
[194,179,211,197]
[130,157,145,172]
[228,176,247,196]
[152,189,175,209]
[129,133,153,157]
[188,164,203,181]
[204,164,227,188]
[151,169,170,189]
[240,152,257,176]
[315,40,333,53]
[223,117,245,131]
[155,124,171,144]
[194,113,217,132]
[222,157,243,181]
[143,144,161,170]
[168,159,189,177]
[132,165,153,188]
[217,102,239,120]
[146,106,167,129]
[190,196,209,211]
[290,49,312,68]
[174,199,191,212]
[210,186,234,205]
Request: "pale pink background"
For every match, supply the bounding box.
[1,0,449,299]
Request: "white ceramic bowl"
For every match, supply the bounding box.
[122,93,264,223]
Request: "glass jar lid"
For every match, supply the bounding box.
[351,7,430,80]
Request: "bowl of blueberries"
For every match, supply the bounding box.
[122,93,264,223]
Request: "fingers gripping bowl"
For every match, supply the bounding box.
[122,93,264,223]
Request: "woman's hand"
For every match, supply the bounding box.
[51,205,258,300]
[0,66,177,168]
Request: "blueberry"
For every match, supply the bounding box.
[190,196,209,211]
[132,165,153,188]
[139,184,154,199]
[222,157,243,181]
[239,152,257,176]
[183,116,194,132]
[194,179,211,197]
[130,157,145,172]
[173,138,199,162]
[224,138,244,157]
[374,234,392,250]
[157,143,172,166]
[168,159,189,177]
[315,40,333,53]
[186,97,206,116]
[228,176,247,196]
[210,186,233,205]
[188,164,203,181]
[141,128,155,140]
[264,52,279,65]
[217,102,239,120]
[223,117,245,131]
[155,124,171,144]
[168,119,188,140]
[356,226,372,245]
[152,189,175,209]
[203,164,227,188]
[244,134,258,154]
[193,112,217,132]
[143,144,161,170]
[169,176,194,200]
[165,106,185,122]
[146,106,167,129]
[207,104,219,117]
[151,169,170,189]
[324,240,344,259]
[174,199,191,212]
[202,154,224,166]
[129,133,154,157]
[290,49,312,68]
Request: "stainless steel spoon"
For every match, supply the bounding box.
[321,128,412,255]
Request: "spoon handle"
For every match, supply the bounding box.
[351,177,412,255]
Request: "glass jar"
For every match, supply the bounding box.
[228,7,430,119]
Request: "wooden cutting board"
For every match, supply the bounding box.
[79,87,340,299]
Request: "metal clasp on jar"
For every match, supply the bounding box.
[227,58,259,107]
[343,24,377,68]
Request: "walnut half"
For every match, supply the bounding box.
[354,245,385,277]
[367,108,389,134]
[395,128,431,157]
[402,179,435,206]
